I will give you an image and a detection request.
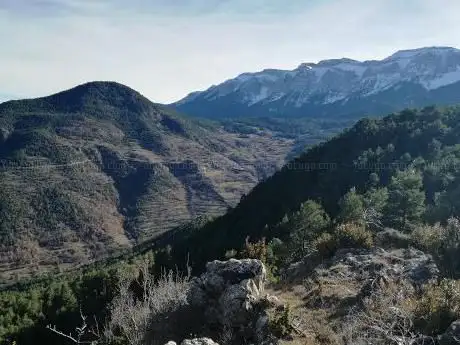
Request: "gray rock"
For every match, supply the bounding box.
[187,258,274,345]
[289,246,439,309]
[164,342,177,345]
[327,247,439,286]
[181,338,219,345]
[205,258,266,290]
[255,314,270,344]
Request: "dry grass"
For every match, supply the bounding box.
[267,268,392,345]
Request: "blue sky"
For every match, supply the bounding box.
[1,0,459,103]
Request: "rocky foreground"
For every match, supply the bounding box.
[163,258,282,345]
[164,244,460,345]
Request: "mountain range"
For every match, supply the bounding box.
[175,46,460,119]
[3,45,460,282]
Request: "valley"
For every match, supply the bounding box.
[3,39,460,345]
[0,81,296,282]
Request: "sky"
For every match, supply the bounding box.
[1,0,460,104]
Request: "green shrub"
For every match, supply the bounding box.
[269,304,293,338]
[239,237,268,263]
[266,238,288,282]
[310,223,373,259]
[313,232,337,258]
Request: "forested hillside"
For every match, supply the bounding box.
[164,105,460,269]
[0,81,293,282]
[4,104,460,345]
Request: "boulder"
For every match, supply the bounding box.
[204,258,266,292]
[188,258,266,322]
[187,258,276,345]
[320,247,439,286]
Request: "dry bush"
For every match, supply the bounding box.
[411,223,444,254]
[314,324,340,345]
[413,279,460,336]
[224,249,238,259]
[343,280,431,345]
[104,259,191,345]
[309,223,373,260]
[312,232,336,258]
[47,309,101,345]
[411,218,460,277]
[334,223,373,250]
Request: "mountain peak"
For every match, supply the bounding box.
[297,63,316,70]
[385,46,459,61]
[296,58,360,70]
[62,81,138,94]
[46,81,148,106]
[20,81,154,114]
[317,58,360,66]
[0,81,156,117]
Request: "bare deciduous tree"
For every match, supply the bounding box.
[363,207,383,230]
[104,259,191,345]
[47,308,100,345]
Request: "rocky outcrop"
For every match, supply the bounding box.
[331,247,439,286]
[288,247,438,287]
[187,258,277,345]
[286,246,439,312]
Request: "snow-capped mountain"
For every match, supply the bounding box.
[175,47,460,119]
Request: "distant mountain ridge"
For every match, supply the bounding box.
[174,46,460,119]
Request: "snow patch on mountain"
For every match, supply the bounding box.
[385,46,457,60]
[332,62,367,77]
[422,67,460,90]
[176,46,460,112]
[323,93,347,104]
[247,86,270,105]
